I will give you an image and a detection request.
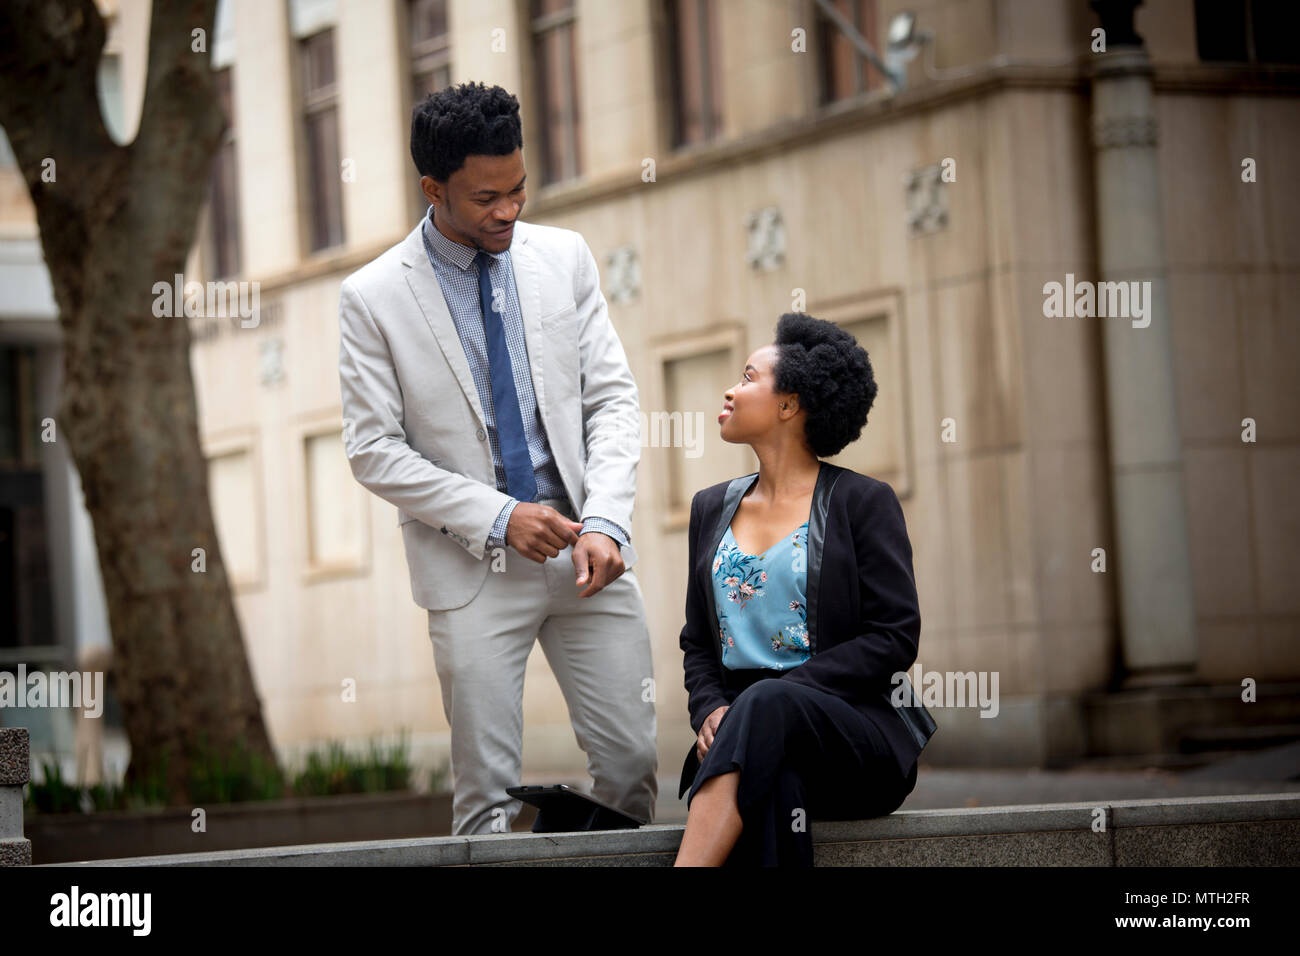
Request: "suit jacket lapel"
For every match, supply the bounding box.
[399,219,542,429]
[507,230,546,414]
[401,223,485,428]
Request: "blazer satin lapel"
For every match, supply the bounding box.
[805,461,841,656]
[401,225,486,429]
[703,473,760,657]
[680,475,756,801]
[702,465,839,657]
[681,464,843,799]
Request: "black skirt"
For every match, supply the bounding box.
[685,671,917,867]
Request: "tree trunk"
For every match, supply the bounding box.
[0,0,277,803]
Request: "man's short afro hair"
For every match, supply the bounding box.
[771,312,878,458]
[410,81,523,182]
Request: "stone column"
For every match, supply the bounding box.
[0,728,32,866]
[1088,0,1198,683]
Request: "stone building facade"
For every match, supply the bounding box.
[1,0,1296,792]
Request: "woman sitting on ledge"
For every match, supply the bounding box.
[673,313,936,867]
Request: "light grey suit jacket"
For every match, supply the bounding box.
[338,217,640,611]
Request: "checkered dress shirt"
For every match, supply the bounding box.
[419,206,630,553]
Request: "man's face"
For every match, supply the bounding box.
[422,148,527,254]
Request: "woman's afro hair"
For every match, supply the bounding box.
[410,81,523,182]
[771,312,877,458]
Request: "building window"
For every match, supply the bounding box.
[208,446,260,588]
[300,29,345,252]
[409,0,452,99]
[530,0,582,185]
[825,314,903,489]
[304,430,364,573]
[816,291,911,498]
[1194,0,1300,64]
[207,67,241,279]
[666,0,723,147]
[650,325,748,530]
[0,346,54,654]
[662,348,731,514]
[815,0,883,104]
[0,347,38,472]
[408,0,452,222]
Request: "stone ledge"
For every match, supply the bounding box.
[44,792,1300,867]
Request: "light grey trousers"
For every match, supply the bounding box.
[425,503,658,835]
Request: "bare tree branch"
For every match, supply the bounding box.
[0,0,117,317]
[0,0,114,172]
[129,0,225,263]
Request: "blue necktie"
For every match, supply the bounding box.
[474,250,537,504]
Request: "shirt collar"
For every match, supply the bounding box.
[422,204,506,272]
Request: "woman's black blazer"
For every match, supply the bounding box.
[678,461,938,799]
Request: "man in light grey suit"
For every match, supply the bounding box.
[337,82,656,834]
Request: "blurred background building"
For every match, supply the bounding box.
[1,0,1297,808]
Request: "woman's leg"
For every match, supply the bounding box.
[674,770,742,866]
[673,680,814,867]
[674,680,914,866]
[799,703,917,822]
[726,760,813,867]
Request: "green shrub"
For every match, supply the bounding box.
[187,733,285,804]
[23,730,422,813]
[291,731,413,797]
[27,759,83,814]
[428,758,449,794]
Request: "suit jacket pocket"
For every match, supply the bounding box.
[539,301,580,349]
[540,298,576,321]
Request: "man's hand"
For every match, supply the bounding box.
[572,531,625,597]
[696,705,729,762]
[505,503,582,563]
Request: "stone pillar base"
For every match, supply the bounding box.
[0,728,31,867]
[0,838,32,867]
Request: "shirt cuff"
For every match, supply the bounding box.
[579,516,629,548]
[487,499,519,550]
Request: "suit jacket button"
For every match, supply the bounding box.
[476,428,486,441]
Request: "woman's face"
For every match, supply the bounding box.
[718,345,791,444]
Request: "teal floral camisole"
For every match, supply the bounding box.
[711,520,811,671]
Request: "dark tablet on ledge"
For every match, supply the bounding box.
[506,784,645,833]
